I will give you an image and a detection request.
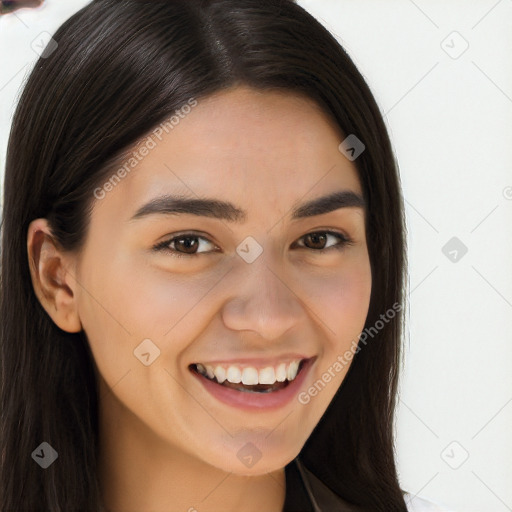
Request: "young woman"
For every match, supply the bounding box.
[0,0,453,510]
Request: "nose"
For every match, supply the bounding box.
[221,254,304,341]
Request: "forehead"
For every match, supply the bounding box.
[92,86,363,222]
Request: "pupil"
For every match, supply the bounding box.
[307,233,326,249]
[177,236,197,254]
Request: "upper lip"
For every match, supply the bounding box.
[191,354,313,368]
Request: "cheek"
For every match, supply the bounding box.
[79,257,227,371]
[78,244,371,381]
[122,265,227,339]
[297,258,372,342]
[81,250,217,335]
[99,252,372,356]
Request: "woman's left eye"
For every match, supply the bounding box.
[152,230,353,259]
[293,231,353,252]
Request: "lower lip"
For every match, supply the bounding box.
[189,358,316,411]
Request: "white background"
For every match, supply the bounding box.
[1,1,511,511]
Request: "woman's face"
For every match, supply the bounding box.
[59,86,372,475]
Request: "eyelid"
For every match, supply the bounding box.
[292,231,352,249]
[152,229,354,258]
[152,231,219,256]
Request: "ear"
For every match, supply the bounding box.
[27,218,82,333]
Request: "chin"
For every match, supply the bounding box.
[202,438,301,476]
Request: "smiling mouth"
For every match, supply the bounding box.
[188,359,308,394]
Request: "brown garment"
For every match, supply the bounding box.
[283,457,364,512]
[0,0,43,15]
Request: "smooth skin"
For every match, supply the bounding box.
[27,86,372,512]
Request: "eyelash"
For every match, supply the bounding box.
[152,230,354,260]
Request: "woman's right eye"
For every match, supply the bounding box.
[152,233,218,259]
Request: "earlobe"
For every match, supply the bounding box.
[27,219,83,333]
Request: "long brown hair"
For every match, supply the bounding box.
[0,0,407,509]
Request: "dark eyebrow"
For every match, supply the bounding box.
[129,190,365,223]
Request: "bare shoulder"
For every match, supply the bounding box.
[404,492,456,512]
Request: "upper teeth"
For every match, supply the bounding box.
[195,360,302,385]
